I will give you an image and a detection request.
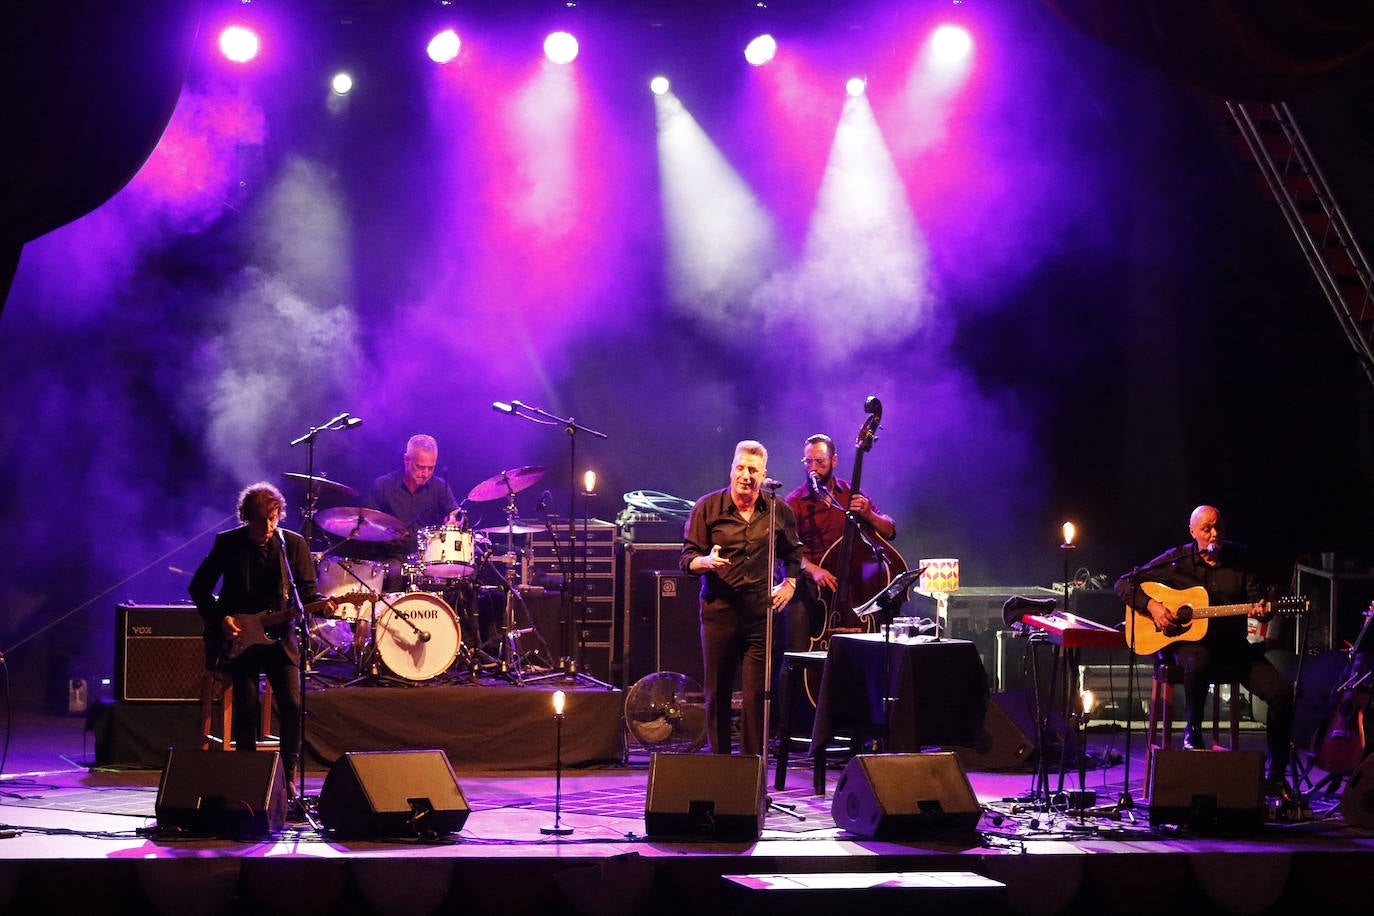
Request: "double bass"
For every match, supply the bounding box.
[809,397,908,651]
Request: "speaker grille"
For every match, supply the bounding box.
[122,637,205,701]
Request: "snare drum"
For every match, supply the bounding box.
[415,525,478,578]
[372,592,461,681]
[316,557,386,622]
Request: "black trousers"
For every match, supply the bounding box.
[1168,639,1293,772]
[701,598,772,756]
[229,643,302,778]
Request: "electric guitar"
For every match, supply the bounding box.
[1125,582,1308,656]
[216,592,368,663]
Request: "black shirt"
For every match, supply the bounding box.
[680,487,803,608]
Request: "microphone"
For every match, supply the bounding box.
[342,416,362,429]
[809,470,824,495]
[536,489,552,511]
[1203,542,1219,555]
[762,478,783,490]
[418,629,431,643]
[492,401,515,414]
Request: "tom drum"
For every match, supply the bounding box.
[415,525,478,578]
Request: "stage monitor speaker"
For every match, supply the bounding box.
[1340,754,1374,827]
[952,691,1037,771]
[644,752,764,841]
[115,603,206,702]
[154,746,286,837]
[317,749,470,838]
[1148,748,1265,833]
[832,753,982,840]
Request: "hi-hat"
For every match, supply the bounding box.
[315,507,407,542]
[467,466,545,502]
[283,472,357,496]
[477,523,543,535]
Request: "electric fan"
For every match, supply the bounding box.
[624,671,707,753]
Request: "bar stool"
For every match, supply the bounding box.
[200,670,279,751]
[1144,658,1243,789]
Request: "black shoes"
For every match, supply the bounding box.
[1181,725,1206,750]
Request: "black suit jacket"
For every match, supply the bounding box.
[188,525,321,666]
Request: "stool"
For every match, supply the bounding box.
[773,651,827,792]
[1144,659,1243,788]
[200,671,279,751]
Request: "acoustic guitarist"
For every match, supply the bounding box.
[785,432,899,651]
[189,482,332,791]
[1113,504,1295,801]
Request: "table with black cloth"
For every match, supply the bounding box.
[808,633,988,794]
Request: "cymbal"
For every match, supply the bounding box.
[467,466,545,502]
[478,523,543,535]
[315,507,408,542]
[284,472,357,496]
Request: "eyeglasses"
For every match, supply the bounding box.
[800,457,831,466]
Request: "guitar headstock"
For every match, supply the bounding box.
[1274,595,1310,615]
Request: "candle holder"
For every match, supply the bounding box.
[541,690,574,836]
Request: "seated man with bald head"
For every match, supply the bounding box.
[1115,505,1295,801]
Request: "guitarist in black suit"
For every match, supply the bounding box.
[189,482,329,790]
[1114,504,1294,800]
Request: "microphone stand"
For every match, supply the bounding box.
[277,532,319,830]
[761,481,803,822]
[1100,546,1197,817]
[283,412,356,826]
[500,401,613,689]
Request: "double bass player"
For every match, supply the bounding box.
[785,432,899,651]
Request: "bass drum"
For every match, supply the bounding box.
[372,592,461,682]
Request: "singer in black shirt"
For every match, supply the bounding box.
[1114,504,1293,797]
[681,440,803,755]
[189,482,327,788]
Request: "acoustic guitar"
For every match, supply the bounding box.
[1125,582,1308,656]
[1313,601,1374,775]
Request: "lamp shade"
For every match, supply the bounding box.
[919,559,959,593]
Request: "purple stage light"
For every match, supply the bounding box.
[427,28,461,64]
[650,76,670,96]
[744,34,777,67]
[931,24,973,64]
[331,72,354,96]
[544,31,579,65]
[218,25,261,64]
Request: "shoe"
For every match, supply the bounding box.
[1181,726,1206,750]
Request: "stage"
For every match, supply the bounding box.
[0,701,1370,915]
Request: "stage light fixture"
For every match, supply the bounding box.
[931,24,973,64]
[330,72,354,96]
[845,76,867,97]
[427,28,461,64]
[649,76,670,96]
[544,31,579,65]
[743,34,776,67]
[218,25,261,64]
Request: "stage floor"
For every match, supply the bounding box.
[1,706,1373,914]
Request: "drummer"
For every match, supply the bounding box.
[366,434,463,577]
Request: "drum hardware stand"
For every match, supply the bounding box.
[494,399,613,689]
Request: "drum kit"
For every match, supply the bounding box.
[288,466,553,686]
